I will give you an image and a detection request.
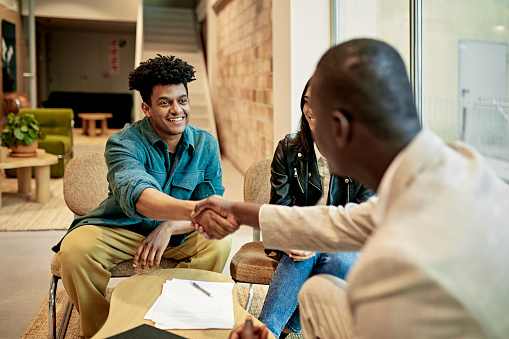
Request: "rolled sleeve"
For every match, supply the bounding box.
[202,136,225,196]
[105,136,163,219]
[113,169,162,219]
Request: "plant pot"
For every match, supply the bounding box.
[10,141,38,157]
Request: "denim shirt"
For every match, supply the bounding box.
[52,117,224,252]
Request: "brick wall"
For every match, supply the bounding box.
[214,0,273,174]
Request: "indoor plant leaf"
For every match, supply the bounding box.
[13,128,25,140]
[24,136,35,145]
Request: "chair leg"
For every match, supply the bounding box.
[58,299,73,339]
[49,275,58,339]
[48,275,74,339]
[245,283,255,312]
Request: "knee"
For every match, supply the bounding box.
[57,226,102,268]
[199,235,232,273]
[208,235,232,260]
[299,274,347,306]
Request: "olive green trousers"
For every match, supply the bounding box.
[56,225,231,338]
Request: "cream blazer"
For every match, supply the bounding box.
[260,129,509,338]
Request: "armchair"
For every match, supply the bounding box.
[49,153,180,338]
[21,108,74,177]
[229,159,279,311]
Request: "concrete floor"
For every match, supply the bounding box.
[0,130,251,338]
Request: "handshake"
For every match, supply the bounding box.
[190,195,260,239]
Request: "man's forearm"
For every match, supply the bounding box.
[233,202,262,228]
[136,188,196,221]
[160,220,195,235]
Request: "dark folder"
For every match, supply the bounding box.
[106,324,187,338]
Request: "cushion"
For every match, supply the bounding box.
[230,241,279,284]
[39,135,72,155]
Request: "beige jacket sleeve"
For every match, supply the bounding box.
[259,196,378,252]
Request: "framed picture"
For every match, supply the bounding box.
[2,20,16,92]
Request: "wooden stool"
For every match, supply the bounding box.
[78,113,113,136]
[0,149,58,208]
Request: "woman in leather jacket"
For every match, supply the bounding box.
[257,80,374,339]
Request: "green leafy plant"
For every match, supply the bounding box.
[1,113,46,148]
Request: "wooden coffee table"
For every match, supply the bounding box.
[0,149,58,208]
[78,113,113,136]
[93,268,273,339]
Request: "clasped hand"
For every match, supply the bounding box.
[191,195,240,239]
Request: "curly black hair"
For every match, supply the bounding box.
[128,54,196,105]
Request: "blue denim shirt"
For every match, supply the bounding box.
[52,117,224,252]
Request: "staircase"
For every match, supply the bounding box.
[141,6,218,140]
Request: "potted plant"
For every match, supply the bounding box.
[1,113,46,157]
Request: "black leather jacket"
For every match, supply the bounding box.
[270,134,374,207]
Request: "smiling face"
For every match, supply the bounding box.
[142,83,190,147]
[302,85,316,134]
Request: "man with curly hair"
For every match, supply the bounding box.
[52,55,232,337]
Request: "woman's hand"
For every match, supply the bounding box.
[285,250,316,261]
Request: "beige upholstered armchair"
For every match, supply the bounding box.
[49,153,180,339]
[229,159,279,311]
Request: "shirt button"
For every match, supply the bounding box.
[297,152,302,157]
[345,178,349,183]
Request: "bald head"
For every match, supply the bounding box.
[312,39,421,141]
[309,39,422,190]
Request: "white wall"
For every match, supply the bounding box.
[339,0,379,41]
[338,0,410,70]
[27,0,138,22]
[0,0,19,12]
[202,0,219,119]
[273,0,331,148]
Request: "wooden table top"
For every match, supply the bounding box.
[0,149,58,169]
[93,268,273,339]
[78,112,113,119]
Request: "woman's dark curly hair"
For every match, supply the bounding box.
[128,54,196,105]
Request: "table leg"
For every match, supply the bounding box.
[82,119,88,135]
[101,119,108,135]
[0,173,3,208]
[17,167,32,193]
[35,165,51,203]
[89,120,97,137]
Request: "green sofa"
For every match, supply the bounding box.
[6,108,74,178]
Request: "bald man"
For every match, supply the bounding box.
[192,39,509,339]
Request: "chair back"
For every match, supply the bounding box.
[243,159,272,241]
[243,158,272,204]
[20,108,74,138]
[63,153,109,216]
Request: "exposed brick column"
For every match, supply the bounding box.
[215,0,273,174]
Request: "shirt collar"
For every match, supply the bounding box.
[139,117,195,154]
[314,142,326,163]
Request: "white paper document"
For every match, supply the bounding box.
[144,279,235,330]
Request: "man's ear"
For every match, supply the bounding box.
[331,109,350,148]
[141,101,151,117]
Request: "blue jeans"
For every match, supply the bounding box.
[258,251,360,338]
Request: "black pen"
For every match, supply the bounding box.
[191,281,213,298]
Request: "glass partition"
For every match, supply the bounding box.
[422,0,509,181]
[337,0,410,72]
